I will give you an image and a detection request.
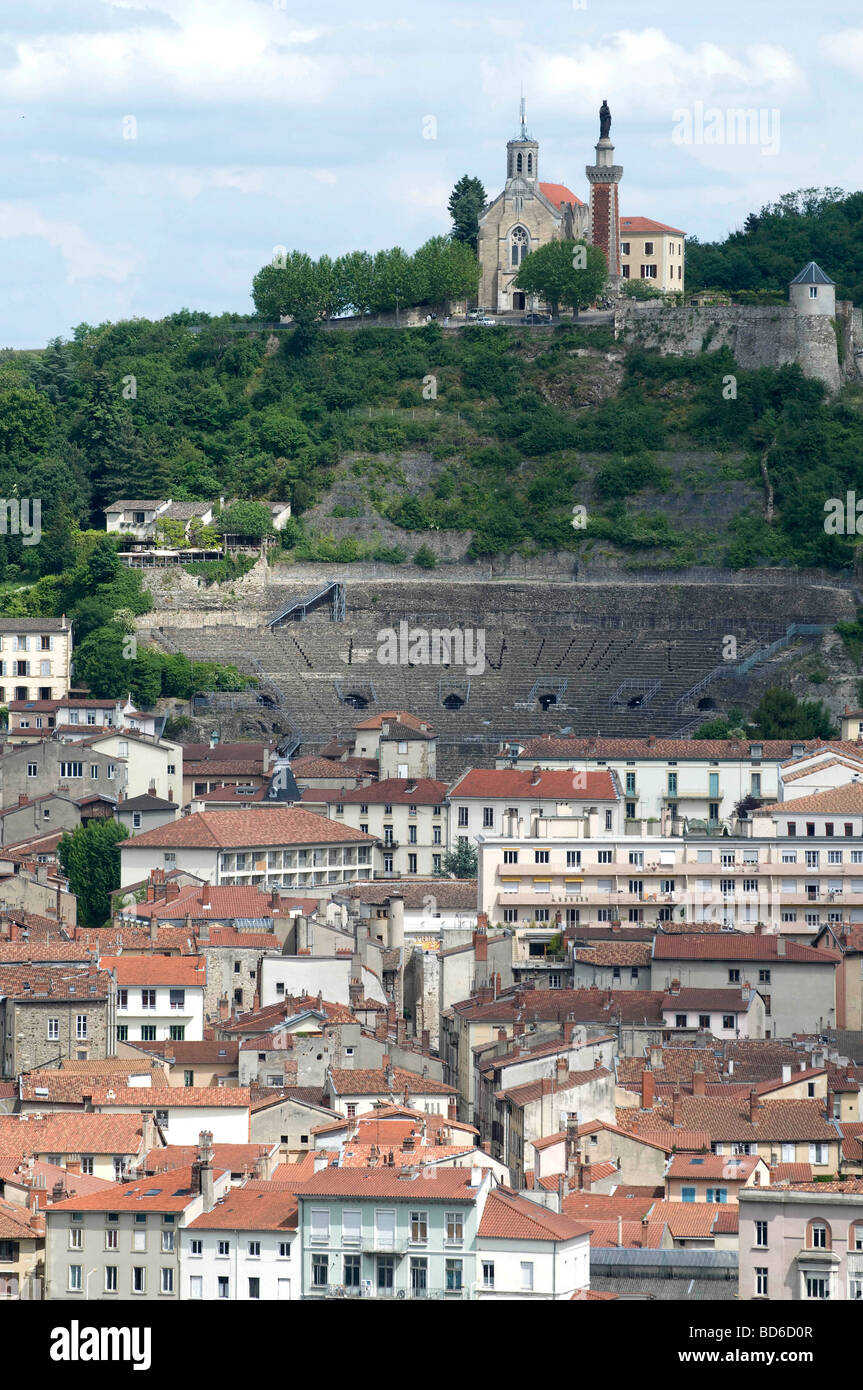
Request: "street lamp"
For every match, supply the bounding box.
[85,1266,97,1300]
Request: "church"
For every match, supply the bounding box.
[477,102,685,312]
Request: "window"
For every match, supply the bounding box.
[190,1239,202,1256]
[169,988,185,1011]
[81,1156,93,1176]
[161,1230,174,1253]
[248,1240,261,1258]
[699,1014,710,1029]
[132,1267,145,1294]
[217,1239,231,1257]
[410,1210,428,1245]
[408,853,417,874]
[751,773,761,797]
[47,1017,59,1041]
[142,989,156,1011]
[510,225,529,266]
[169,1025,185,1042]
[728,969,740,983]
[787,822,796,837]
[755,1267,768,1297]
[27,762,38,778]
[248,1277,260,1300]
[503,849,518,864]
[76,1015,88,1040]
[445,1211,464,1245]
[69,1264,82,1291]
[377,1256,394,1290]
[218,1275,230,1299]
[758,969,771,984]
[566,850,581,867]
[667,772,678,797]
[809,1221,829,1249]
[675,1014,688,1029]
[189,1275,203,1298]
[482,1260,495,1289]
[598,849,612,864]
[104,1266,118,1293]
[681,1186,696,1203]
[722,1015,735,1029]
[625,772,636,795]
[809,1144,829,1167]
[69,1227,82,1249]
[806,1275,829,1299]
[520,1261,534,1291]
[310,1209,331,1245]
[534,850,549,864]
[278,1242,291,1259]
[343,1255,360,1287]
[482,807,494,828]
[161,1267,174,1295]
[60,762,83,779]
[105,1227,118,1250]
[140,1025,156,1042]
[445,1258,463,1292]
[707,1188,727,1204]
[755,1220,768,1248]
[457,806,468,827]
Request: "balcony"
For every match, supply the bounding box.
[308,1284,467,1299]
[359,1235,409,1255]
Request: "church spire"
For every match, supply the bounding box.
[506,95,538,185]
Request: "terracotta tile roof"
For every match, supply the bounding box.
[617,1050,722,1088]
[0,1112,147,1154]
[338,1142,473,1169]
[478,1037,578,1075]
[666,1153,760,1181]
[450,987,665,1026]
[353,712,431,732]
[478,1185,592,1241]
[653,935,838,964]
[585,1218,666,1249]
[497,1067,612,1109]
[99,955,206,987]
[758,783,863,814]
[781,1179,863,1193]
[250,1085,329,1111]
[0,1157,113,1206]
[771,1163,814,1183]
[620,215,686,235]
[188,1187,298,1231]
[143,1143,272,1175]
[291,756,372,778]
[59,1057,168,1077]
[449,768,618,800]
[0,1197,43,1241]
[0,943,89,963]
[19,1073,250,1109]
[47,1164,227,1213]
[124,808,376,849]
[539,181,586,209]
[328,1067,456,1097]
[296,1166,478,1201]
[782,757,863,783]
[301,778,447,806]
[127,884,307,921]
[337,878,477,909]
[575,943,652,967]
[650,1200,733,1238]
[0,965,112,1001]
[183,742,275,763]
[516,736,835,762]
[626,1096,839,1143]
[661,989,755,1013]
[562,1191,658,1221]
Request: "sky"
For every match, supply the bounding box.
[0,0,861,348]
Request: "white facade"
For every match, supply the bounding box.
[475,1232,589,1300]
[258,956,388,1010]
[99,1102,250,1145]
[116,981,205,1044]
[181,1226,298,1300]
[89,732,183,803]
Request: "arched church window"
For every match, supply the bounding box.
[511,226,529,267]
[517,152,523,173]
[527,153,533,174]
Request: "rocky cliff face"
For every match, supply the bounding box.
[615,300,863,394]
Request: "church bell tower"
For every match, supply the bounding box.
[506,98,539,201]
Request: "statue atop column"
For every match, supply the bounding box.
[599,100,611,139]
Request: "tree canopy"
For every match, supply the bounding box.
[58,819,130,927]
[514,240,608,315]
[448,175,487,253]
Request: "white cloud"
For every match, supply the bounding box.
[819,28,863,79]
[483,29,805,124]
[0,202,144,282]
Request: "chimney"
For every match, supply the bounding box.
[556,1056,568,1076]
[201,883,211,910]
[396,1019,407,1045]
[578,1161,591,1192]
[749,1088,762,1123]
[218,996,230,1022]
[421,1029,430,1054]
[669,978,681,995]
[197,1130,215,1211]
[375,1014,387,1040]
[313,1153,328,1173]
[530,766,542,786]
[558,1173,566,1209]
[692,1069,706,1097]
[447,1101,457,1122]
[563,1020,577,1044]
[473,927,488,963]
[617,1214,623,1247]
[755,921,764,937]
[349,976,363,1010]
[385,1059,395,1091]
[641,1067,655,1110]
[776,937,786,957]
[149,911,159,944]
[198,915,209,942]
[141,1109,156,1153]
[672,1085,682,1127]
[782,1064,791,1085]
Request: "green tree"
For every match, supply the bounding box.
[333,251,376,316]
[447,175,487,253]
[514,240,608,316]
[750,687,836,739]
[440,842,477,877]
[251,251,323,321]
[57,819,130,926]
[72,625,131,697]
[214,500,274,540]
[412,236,481,307]
[621,277,665,301]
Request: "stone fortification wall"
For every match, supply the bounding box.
[614,300,863,393]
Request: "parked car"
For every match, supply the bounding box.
[475,316,498,326]
[521,313,553,324]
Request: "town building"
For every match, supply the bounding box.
[183,1187,299,1300]
[0,618,72,704]
[300,777,448,877]
[102,955,206,1046]
[738,1181,863,1300]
